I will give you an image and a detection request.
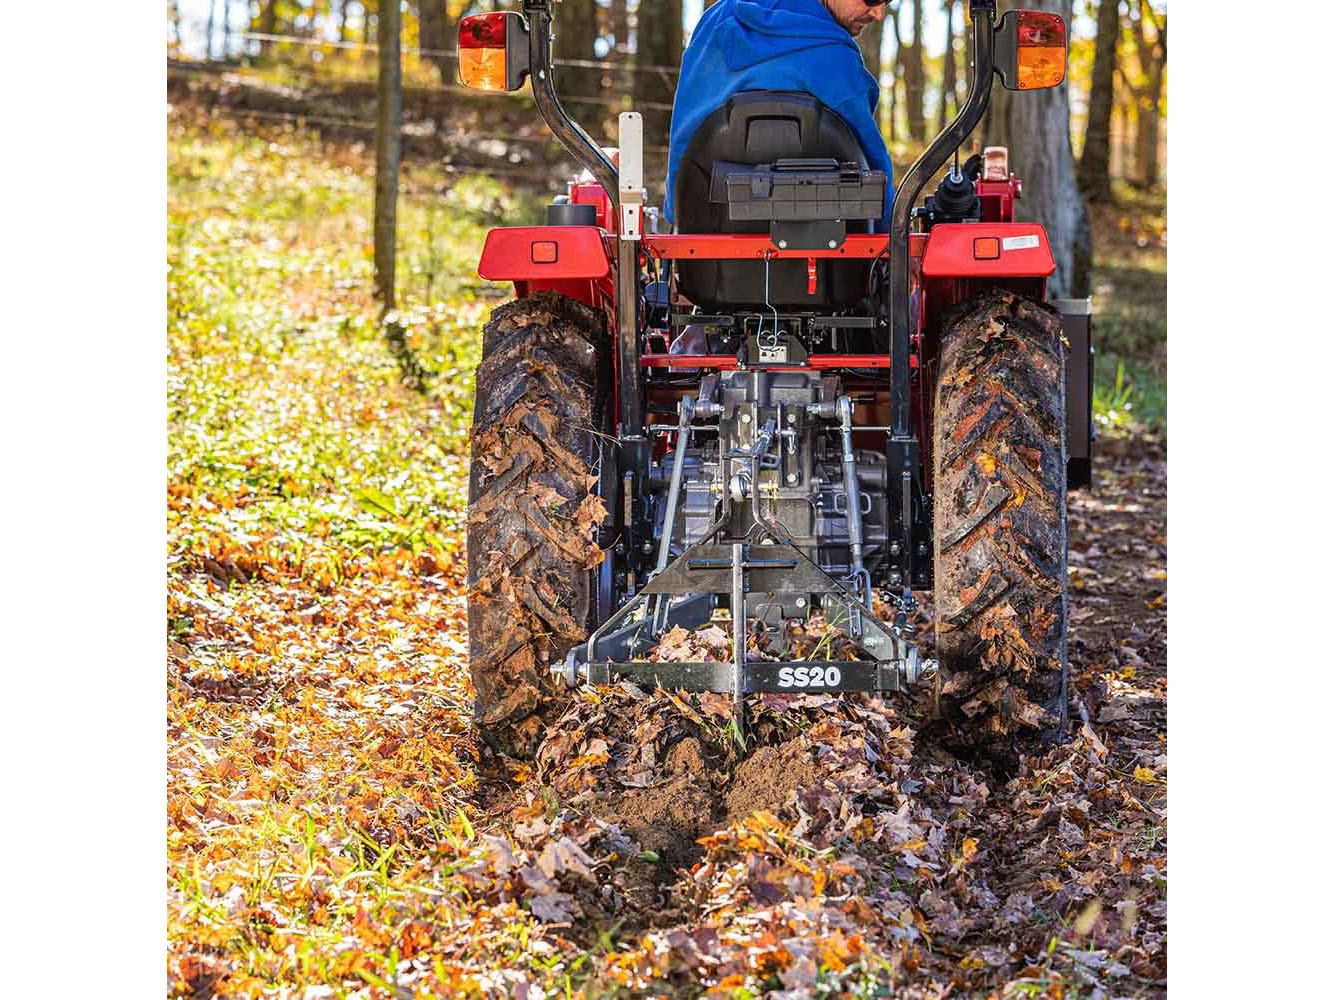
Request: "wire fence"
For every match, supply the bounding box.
[167,52,677,113]
[175,101,671,192]
[189,101,672,160]
[232,29,683,76]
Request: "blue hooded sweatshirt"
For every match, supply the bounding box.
[663,0,893,230]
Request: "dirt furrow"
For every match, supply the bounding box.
[465,440,1166,996]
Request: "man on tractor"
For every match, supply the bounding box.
[664,0,894,231]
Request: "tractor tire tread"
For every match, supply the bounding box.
[933,288,1070,749]
[466,291,609,759]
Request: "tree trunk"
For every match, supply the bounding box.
[363,1,375,46]
[902,0,927,143]
[205,0,217,60]
[1077,0,1119,202]
[374,0,402,308]
[985,83,1012,153]
[611,0,628,56]
[1130,1,1166,190]
[1113,89,1128,181]
[983,1,1014,151]
[858,18,884,137]
[938,0,958,132]
[336,0,349,44]
[260,0,279,56]
[634,0,683,142]
[557,0,602,106]
[1004,0,1091,297]
[417,0,451,82]
[887,3,903,143]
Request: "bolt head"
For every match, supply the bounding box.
[787,413,797,424]
[786,473,798,484]
[795,597,807,609]
[740,413,751,424]
[828,240,837,249]
[778,240,788,249]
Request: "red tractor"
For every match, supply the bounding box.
[459,0,1093,757]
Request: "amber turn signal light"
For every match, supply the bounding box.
[1014,11,1066,90]
[458,12,530,92]
[994,9,1067,92]
[459,13,509,91]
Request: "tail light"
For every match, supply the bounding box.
[994,10,1067,91]
[458,11,530,93]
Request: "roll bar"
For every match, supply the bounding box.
[516,0,1004,461]
[888,0,997,437]
[522,0,619,212]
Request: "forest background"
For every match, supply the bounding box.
[166,0,1168,429]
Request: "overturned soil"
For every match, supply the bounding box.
[467,438,1167,996]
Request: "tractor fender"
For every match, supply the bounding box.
[477,226,612,282]
[920,223,1055,280]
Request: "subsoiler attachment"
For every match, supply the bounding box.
[553,370,936,729]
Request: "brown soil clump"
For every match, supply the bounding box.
[722,742,817,823]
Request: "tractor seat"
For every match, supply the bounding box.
[674,91,876,311]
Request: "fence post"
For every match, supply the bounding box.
[374,2,402,308]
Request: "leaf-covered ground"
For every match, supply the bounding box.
[168,110,1166,999]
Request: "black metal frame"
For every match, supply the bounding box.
[884,0,997,603]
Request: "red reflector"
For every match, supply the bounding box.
[459,12,507,49]
[531,240,558,264]
[973,237,1001,260]
[1017,10,1066,47]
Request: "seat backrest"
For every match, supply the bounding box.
[674,91,875,311]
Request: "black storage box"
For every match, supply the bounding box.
[725,159,887,223]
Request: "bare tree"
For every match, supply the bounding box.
[634,0,683,141]
[858,17,885,134]
[901,0,927,143]
[557,0,602,103]
[983,1,1014,152]
[610,0,629,54]
[1003,0,1091,297]
[1077,0,1120,202]
[205,0,217,60]
[1127,0,1166,190]
[260,0,279,55]
[938,0,960,132]
[887,2,903,142]
[335,0,349,44]
[417,0,451,82]
[374,0,401,308]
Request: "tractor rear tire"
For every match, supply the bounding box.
[466,292,610,758]
[932,289,1070,749]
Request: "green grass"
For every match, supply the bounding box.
[1088,184,1167,434]
[167,112,546,568]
